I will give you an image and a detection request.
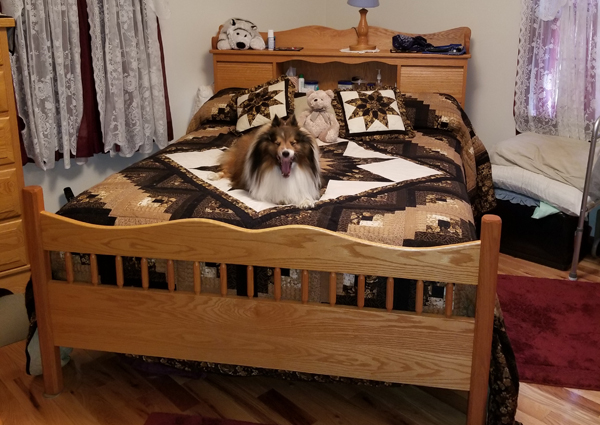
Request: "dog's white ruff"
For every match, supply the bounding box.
[248,164,320,208]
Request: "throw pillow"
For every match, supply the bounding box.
[332,87,414,141]
[186,87,242,134]
[234,76,295,133]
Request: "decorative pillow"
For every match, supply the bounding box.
[332,87,414,141]
[186,87,241,134]
[234,76,295,133]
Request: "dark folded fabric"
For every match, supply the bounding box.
[392,34,432,52]
[392,34,465,55]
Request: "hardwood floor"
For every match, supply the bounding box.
[0,253,599,425]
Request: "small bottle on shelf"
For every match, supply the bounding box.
[267,30,275,51]
[376,69,382,87]
[298,74,305,93]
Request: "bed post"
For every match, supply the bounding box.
[467,214,501,425]
[22,186,63,397]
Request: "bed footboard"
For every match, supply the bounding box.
[22,186,500,425]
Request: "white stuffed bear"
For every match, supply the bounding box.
[217,18,266,50]
[298,90,340,144]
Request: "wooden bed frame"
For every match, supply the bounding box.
[23,186,501,425]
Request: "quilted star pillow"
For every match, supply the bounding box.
[235,76,295,133]
[332,87,415,141]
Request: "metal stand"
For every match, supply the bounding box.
[569,117,600,280]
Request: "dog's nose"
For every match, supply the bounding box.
[236,42,246,49]
[282,151,290,158]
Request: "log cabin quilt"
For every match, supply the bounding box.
[48,94,519,425]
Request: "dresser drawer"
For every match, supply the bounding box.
[0,219,27,273]
[0,168,20,220]
[0,68,8,113]
[0,116,14,165]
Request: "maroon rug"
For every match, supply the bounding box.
[144,413,262,425]
[497,275,600,390]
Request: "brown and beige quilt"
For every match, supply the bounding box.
[50,93,519,425]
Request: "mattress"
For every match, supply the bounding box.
[492,164,592,216]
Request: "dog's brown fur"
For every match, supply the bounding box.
[219,115,320,191]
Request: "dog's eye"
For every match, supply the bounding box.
[291,141,297,146]
[273,140,281,145]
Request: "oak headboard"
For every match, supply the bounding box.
[210,26,471,106]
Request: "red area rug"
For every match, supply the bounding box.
[144,413,262,425]
[496,275,600,390]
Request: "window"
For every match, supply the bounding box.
[514,0,599,140]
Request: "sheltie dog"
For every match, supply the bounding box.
[218,115,321,208]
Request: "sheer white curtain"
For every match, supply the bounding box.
[86,0,168,157]
[3,0,83,170]
[514,0,599,141]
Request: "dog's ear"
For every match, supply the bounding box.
[271,115,282,127]
[287,114,299,127]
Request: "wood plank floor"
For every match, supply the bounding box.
[1,253,599,425]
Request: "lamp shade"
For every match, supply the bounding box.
[347,0,379,7]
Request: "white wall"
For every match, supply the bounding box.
[23,0,521,213]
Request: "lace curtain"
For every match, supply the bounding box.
[86,0,168,157]
[2,0,171,168]
[4,0,84,170]
[514,0,599,141]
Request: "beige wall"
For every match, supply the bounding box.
[24,0,522,212]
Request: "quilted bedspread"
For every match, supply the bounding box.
[51,93,519,425]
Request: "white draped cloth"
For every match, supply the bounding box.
[514,0,599,141]
[2,0,170,168]
[3,0,83,170]
[85,0,168,157]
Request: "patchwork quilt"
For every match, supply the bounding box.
[49,93,519,425]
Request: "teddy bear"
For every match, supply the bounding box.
[216,18,265,50]
[298,90,340,144]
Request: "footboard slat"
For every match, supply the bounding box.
[445,283,455,318]
[90,254,99,286]
[220,264,227,297]
[141,258,149,290]
[48,281,476,391]
[357,275,365,309]
[115,256,124,288]
[301,270,309,304]
[329,272,336,306]
[386,277,394,312]
[274,267,282,301]
[193,261,201,295]
[416,280,424,315]
[167,260,175,292]
[64,253,74,284]
[247,266,254,299]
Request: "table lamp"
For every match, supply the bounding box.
[348,0,379,51]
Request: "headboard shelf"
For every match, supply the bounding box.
[211,26,471,106]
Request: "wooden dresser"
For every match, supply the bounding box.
[211,26,471,106]
[0,18,29,293]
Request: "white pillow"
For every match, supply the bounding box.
[491,132,595,192]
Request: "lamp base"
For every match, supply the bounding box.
[349,43,377,51]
